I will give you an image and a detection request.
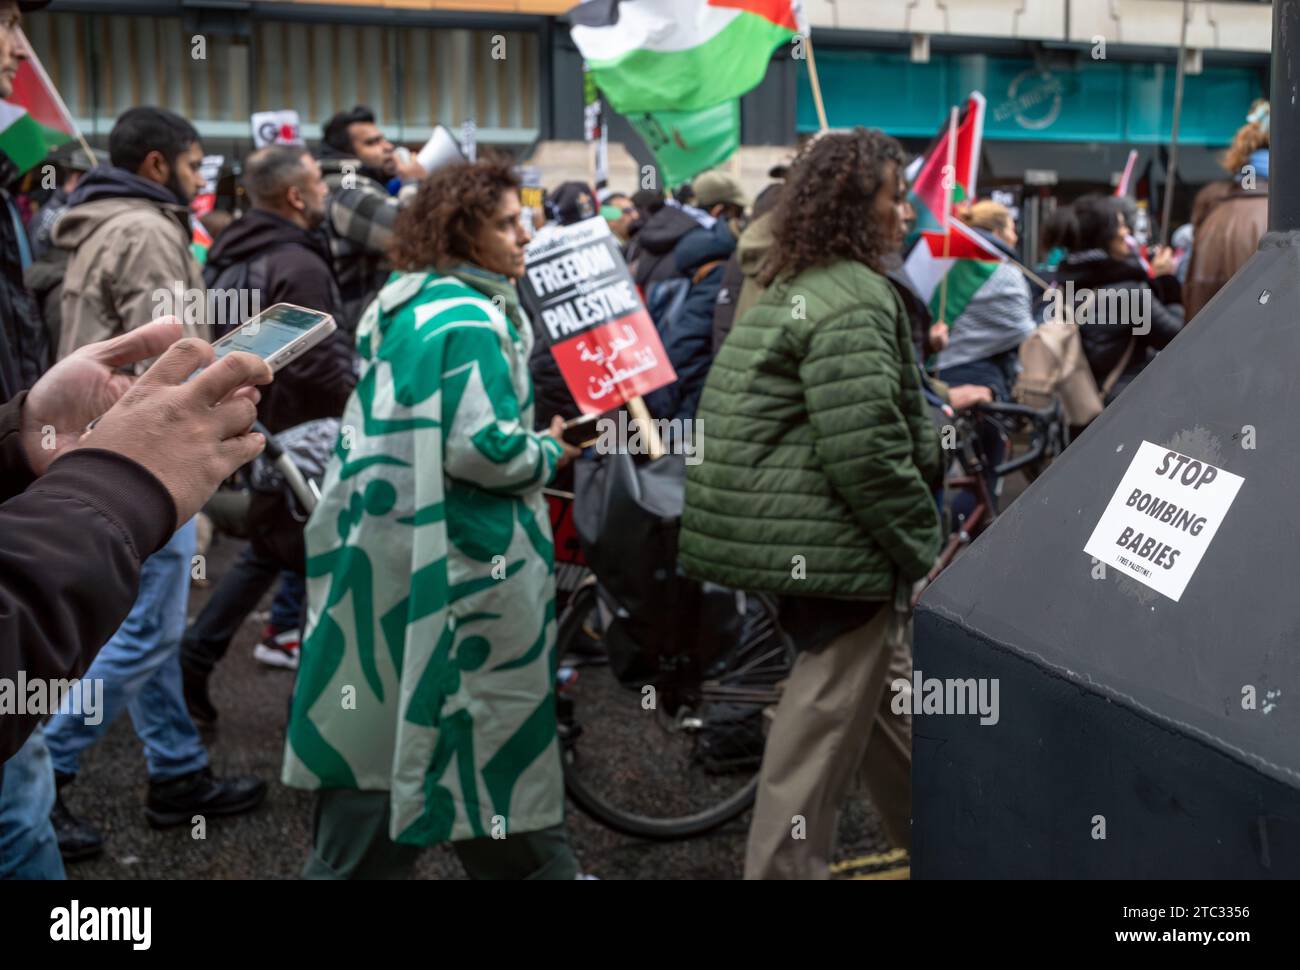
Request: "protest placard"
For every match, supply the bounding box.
[520,217,676,415]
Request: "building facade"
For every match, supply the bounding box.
[33,0,1272,231]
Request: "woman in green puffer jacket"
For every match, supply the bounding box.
[680,128,942,879]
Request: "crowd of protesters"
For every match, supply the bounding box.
[0,0,1275,881]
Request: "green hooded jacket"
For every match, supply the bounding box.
[680,258,943,599]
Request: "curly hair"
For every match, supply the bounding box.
[1222,99,1269,174]
[757,128,906,287]
[388,157,521,272]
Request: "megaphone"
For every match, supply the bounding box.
[417,125,468,174]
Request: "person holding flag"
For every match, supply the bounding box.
[933,201,1037,402]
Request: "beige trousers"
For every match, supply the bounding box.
[744,602,912,880]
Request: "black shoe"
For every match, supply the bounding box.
[144,767,266,829]
[182,663,218,727]
[50,780,105,862]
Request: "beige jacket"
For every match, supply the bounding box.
[54,192,206,364]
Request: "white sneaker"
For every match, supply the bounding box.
[253,629,300,670]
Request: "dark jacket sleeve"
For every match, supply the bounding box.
[528,333,577,430]
[1150,273,1182,310]
[1142,283,1184,351]
[0,390,36,503]
[711,253,744,354]
[664,268,723,421]
[0,447,176,763]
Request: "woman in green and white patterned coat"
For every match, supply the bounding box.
[283,159,581,879]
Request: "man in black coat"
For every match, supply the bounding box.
[182,146,357,718]
[203,145,355,432]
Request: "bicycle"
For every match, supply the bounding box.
[552,398,1065,841]
[924,398,1065,585]
[547,479,793,840]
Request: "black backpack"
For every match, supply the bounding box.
[572,451,743,691]
[203,252,275,339]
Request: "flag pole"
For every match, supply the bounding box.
[18,29,95,163]
[582,82,663,459]
[804,31,830,131]
[1160,0,1190,246]
[936,106,958,328]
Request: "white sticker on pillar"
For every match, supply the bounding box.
[1083,441,1245,602]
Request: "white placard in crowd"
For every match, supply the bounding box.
[251,110,303,149]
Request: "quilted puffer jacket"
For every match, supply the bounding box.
[679,258,943,599]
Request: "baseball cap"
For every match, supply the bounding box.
[693,170,748,210]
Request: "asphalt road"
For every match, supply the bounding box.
[62,532,896,881]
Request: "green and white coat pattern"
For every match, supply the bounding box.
[282,265,566,845]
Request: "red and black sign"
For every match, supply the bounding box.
[520,217,676,415]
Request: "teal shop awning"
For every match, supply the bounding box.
[797,49,1263,147]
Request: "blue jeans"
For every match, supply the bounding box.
[271,570,305,630]
[45,519,208,781]
[0,726,65,879]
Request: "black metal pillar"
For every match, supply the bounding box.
[1270,0,1300,230]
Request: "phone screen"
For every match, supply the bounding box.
[214,305,328,363]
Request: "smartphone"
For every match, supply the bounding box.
[83,304,337,434]
[208,303,336,372]
[561,411,605,448]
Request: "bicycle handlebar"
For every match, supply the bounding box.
[967,400,1061,478]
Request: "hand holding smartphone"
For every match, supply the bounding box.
[84,304,335,434]
[207,303,336,373]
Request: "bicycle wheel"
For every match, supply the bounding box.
[556,584,794,841]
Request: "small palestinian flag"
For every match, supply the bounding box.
[191,215,213,266]
[903,219,1005,323]
[1,35,77,174]
[568,0,807,114]
[906,93,985,234]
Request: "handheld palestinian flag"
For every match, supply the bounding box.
[627,101,740,188]
[1,32,77,175]
[568,0,807,114]
[903,219,1004,323]
[906,93,985,233]
[568,0,806,186]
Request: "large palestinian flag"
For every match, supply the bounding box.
[0,33,77,174]
[907,93,985,234]
[568,0,807,114]
[904,219,1005,323]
